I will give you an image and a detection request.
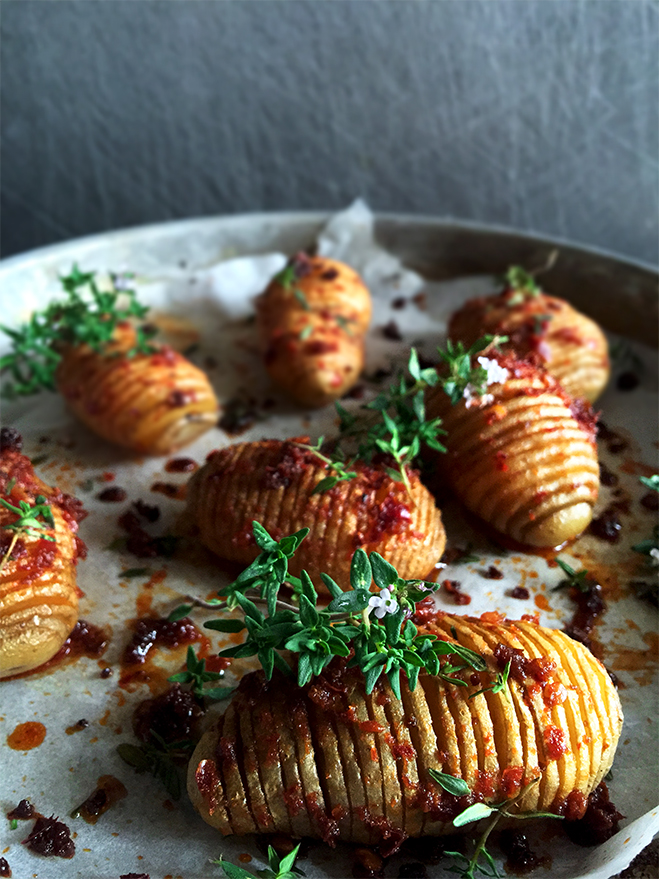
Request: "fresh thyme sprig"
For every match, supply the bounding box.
[167,645,235,702]
[325,336,506,491]
[501,265,542,301]
[0,494,56,573]
[0,264,155,398]
[191,522,497,700]
[445,778,562,879]
[116,730,194,800]
[292,437,358,494]
[553,558,591,593]
[212,843,303,879]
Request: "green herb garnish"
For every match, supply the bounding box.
[502,265,542,301]
[167,645,235,702]
[212,842,303,879]
[293,437,358,494]
[553,558,591,593]
[116,730,194,800]
[0,494,56,572]
[632,475,659,568]
[446,778,562,878]
[190,522,496,701]
[428,769,470,797]
[119,567,151,579]
[0,264,155,398]
[272,264,297,290]
[324,336,505,491]
[9,818,18,830]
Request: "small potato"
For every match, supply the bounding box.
[188,611,622,844]
[426,354,600,547]
[449,285,610,402]
[56,323,219,455]
[0,428,87,678]
[186,438,446,588]
[256,254,372,407]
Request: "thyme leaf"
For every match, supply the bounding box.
[0,493,56,572]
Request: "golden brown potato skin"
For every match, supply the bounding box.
[186,439,445,587]
[56,323,219,455]
[256,254,372,407]
[0,431,86,678]
[449,287,610,403]
[187,611,622,846]
[426,354,599,547]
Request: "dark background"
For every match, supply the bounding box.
[2,0,657,264]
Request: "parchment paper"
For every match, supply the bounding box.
[1,202,657,879]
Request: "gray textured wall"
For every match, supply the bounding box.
[2,0,657,264]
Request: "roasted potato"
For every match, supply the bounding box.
[56,323,219,455]
[0,428,87,678]
[256,253,372,407]
[186,438,446,587]
[426,354,599,547]
[449,284,610,403]
[188,611,622,846]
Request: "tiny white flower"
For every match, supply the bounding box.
[368,587,399,618]
[650,547,659,565]
[463,384,494,409]
[477,356,509,386]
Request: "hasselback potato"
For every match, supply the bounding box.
[256,253,372,407]
[56,323,219,455]
[426,353,599,547]
[186,439,445,587]
[188,611,622,846]
[449,285,610,403]
[0,428,86,678]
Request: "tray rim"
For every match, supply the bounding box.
[1,210,657,277]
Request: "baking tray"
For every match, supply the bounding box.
[0,206,657,879]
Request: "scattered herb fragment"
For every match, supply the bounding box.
[167,645,234,702]
[446,778,562,879]
[120,567,151,579]
[553,558,591,593]
[0,494,56,572]
[212,842,303,878]
[117,731,194,800]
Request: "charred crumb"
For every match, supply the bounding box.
[132,684,203,744]
[391,297,407,310]
[442,579,471,605]
[510,586,530,600]
[630,580,658,607]
[0,427,22,452]
[588,509,622,543]
[498,828,545,874]
[382,320,403,341]
[97,487,127,503]
[481,565,504,580]
[132,499,161,522]
[616,371,639,391]
[564,783,623,846]
[219,397,261,436]
[7,800,36,821]
[21,815,75,858]
[598,462,619,487]
[352,846,384,878]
